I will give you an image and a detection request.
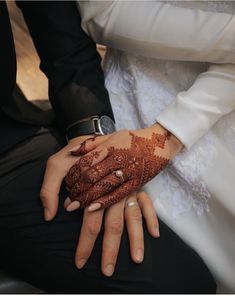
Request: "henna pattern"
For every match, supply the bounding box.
[65,150,101,190]
[65,131,170,208]
[70,171,127,207]
[70,136,96,157]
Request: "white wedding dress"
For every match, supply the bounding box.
[77,1,235,293]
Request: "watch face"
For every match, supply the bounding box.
[99,116,116,135]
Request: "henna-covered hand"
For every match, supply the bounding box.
[65,124,183,210]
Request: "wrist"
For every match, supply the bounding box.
[149,123,184,156]
[66,115,116,141]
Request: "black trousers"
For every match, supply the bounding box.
[0,126,216,294]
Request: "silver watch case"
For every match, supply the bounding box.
[93,115,116,135]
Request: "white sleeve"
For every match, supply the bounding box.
[156,64,235,148]
[77,1,235,63]
[77,1,235,148]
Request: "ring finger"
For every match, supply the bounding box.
[69,168,131,208]
[125,193,144,264]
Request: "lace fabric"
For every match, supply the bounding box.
[157,132,217,218]
[103,1,235,218]
[164,0,233,14]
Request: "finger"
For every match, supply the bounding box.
[75,207,104,269]
[102,199,125,276]
[64,162,81,190]
[65,148,108,191]
[65,137,100,190]
[138,191,159,236]
[88,179,137,211]
[81,154,124,184]
[40,156,65,221]
[71,168,131,208]
[125,194,144,263]
[69,136,96,156]
[66,148,109,192]
[70,135,111,156]
[84,135,111,151]
[79,148,108,174]
[65,135,117,191]
[137,191,160,238]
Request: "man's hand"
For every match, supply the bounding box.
[40,134,159,277]
[73,191,159,276]
[40,135,106,221]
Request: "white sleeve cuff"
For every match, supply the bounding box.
[156,94,212,149]
[157,64,235,149]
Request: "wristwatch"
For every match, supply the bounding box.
[66,115,116,141]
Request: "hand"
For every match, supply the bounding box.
[40,134,108,221]
[70,191,159,276]
[65,123,183,211]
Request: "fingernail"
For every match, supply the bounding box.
[135,248,144,263]
[155,226,160,237]
[88,203,101,211]
[66,201,80,212]
[69,144,81,153]
[77,259,87,269]
[44,208,51,221]
[64,197,71,208]
[104,264,114,277]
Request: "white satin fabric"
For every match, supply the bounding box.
[77,1,235,293]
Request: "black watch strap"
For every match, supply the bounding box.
[66,117,99,141]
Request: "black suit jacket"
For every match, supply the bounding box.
[0,1,114,153]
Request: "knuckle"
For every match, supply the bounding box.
[47,155,57,167]
[83,170,94,183]
[40,187,48,200]
[87,222,101,236]
[108,220,123,235]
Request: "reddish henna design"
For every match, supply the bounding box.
[65,150,101,190]
[70,130,170,188]
[70,170,129,207]
[95,180,139,209]
[71,149,131,193]
[70,136,96,157]
[65,131,170,209]
[90,132,169,208]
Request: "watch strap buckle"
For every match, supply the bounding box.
[92,117,103,135]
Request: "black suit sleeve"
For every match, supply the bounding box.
[16,1,114,133]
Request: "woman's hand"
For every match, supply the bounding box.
[71,191,159,276]
[65,123,183,211]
